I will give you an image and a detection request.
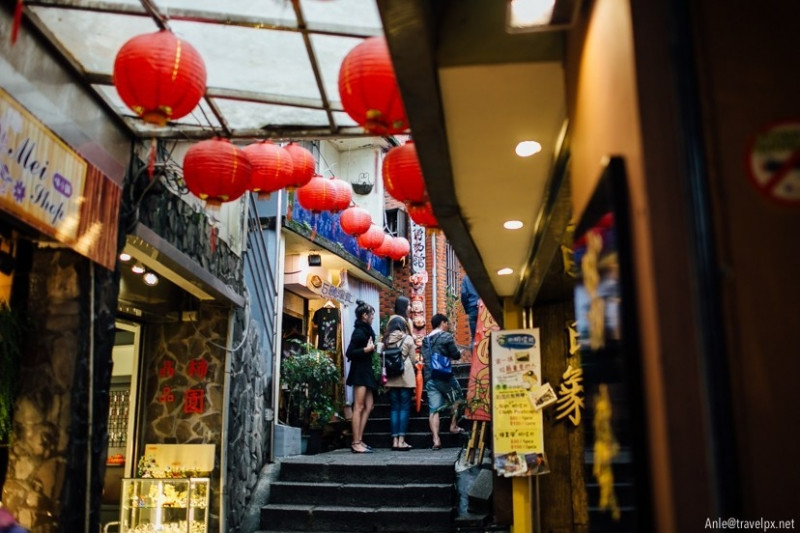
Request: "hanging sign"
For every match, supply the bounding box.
[0,88,87,238]
[410,219,426,274]
[307,273,354,305]
[746,120,800,206]
[491,328,550,476]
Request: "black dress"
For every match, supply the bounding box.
[346,320,378,390]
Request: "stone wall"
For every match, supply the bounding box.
[1,246,119,533]
[226,298,271,533]
[139,302,230,531]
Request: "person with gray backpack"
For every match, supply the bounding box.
[383,315,416,450]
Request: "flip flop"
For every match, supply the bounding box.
[431,443,442,450]
[450,427,467,434]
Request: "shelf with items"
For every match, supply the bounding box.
[120,477,209,533]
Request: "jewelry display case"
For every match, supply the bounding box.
[119,477,209,533]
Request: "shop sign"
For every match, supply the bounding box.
[410,220,426,274]
[746,120,800,206]
[491,328,550,477]
[306,273,354,305]
[0,88,87,239]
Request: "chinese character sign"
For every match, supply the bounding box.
[491,328,545,477]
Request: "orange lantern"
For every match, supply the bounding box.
[407,202,438,229]
[183,138,252,206]
[296,175,336,213]
[113,30,206,126]
[339,206,372,236]
[357,224,386,251]
[284,142,315,190]
[338,36,408,135]
[382,141,427,205]
[243,141,294,199]
[389,236,411,261]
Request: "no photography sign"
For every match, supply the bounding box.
[747,120,800,207]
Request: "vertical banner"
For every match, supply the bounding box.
[491,328,549,477]
[409,220,426,274]
[464,301,498,421]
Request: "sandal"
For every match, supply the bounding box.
[450,427,467,434]
[351,442,372,454]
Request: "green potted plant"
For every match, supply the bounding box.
[280,340,340,453]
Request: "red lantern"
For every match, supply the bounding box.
[389,236,411,261]
[357,224,386,251]
[183,138,252,206]
[330,178,353,212]
[407,202,438,229]
[113,30,206,126]
[296,175,336,213]
[284,142,315,190]
[243,141,294,198]
[339,206,372,236]
[373,235,395,258]
[382,141,427,205]
[338,36,408,135]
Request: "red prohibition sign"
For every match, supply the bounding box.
[746,120,800,207]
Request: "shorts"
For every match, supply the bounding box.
[425,376,464,414]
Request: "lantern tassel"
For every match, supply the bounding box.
[147,138,157,180]
[310,215,317,241]
[10,0,23,45]
[367,253,372,271]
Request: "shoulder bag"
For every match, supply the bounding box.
[426,336,453,380]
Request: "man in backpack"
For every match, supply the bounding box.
[421,314,466,449]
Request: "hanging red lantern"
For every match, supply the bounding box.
[296,175,336,213]
[243,141,294,199]
[373,235,396,258]
[113,30,207,126]
[382,141,427,205]
[339,206,372,236]
[357,224,386,251]
[338,36,408,135]
[407,202,438,229]
[330,178,353,213]
[284,142,315,190]
[389,236,411,261]
[183,138,252,206]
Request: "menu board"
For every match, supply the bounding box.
[491,328,549,477]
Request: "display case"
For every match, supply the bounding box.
[120,478,209,533]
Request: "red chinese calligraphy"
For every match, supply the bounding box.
[184,389,205,414]
[159,360,175,378]
[158,386,174,403]
[187,358,209,380]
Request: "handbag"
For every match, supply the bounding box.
[426,337,452,380]
[383,339,406,378]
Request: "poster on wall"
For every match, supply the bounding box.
[491,328,550,477]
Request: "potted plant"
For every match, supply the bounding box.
[280,340,340,454]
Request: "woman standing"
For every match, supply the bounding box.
[345,300,378,453]
[383,316,417,450]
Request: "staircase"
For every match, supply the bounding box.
[258,363,472,532]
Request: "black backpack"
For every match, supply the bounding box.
[383,338,406,377]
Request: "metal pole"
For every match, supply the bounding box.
[269,190,285,463]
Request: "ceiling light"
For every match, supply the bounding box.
[119,252,132,262]
[143,272,159,286]
[503,220,524,230]
[131,262,145,275]
[497,268,514,276]
[515,141,542,157]
[507,0,555,30]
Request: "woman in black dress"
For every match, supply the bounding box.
[345,300,378,453]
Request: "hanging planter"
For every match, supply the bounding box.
[351,172,374,195]
[183,138,252,206]
[338,36,408,135]
[113,30,207,126]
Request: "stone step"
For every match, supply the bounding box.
[365,416,446,433]
[278,450,458,485]
[260,504,453,532]
[361,430,469,450]
[270,480,454,507]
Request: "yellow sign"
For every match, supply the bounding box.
[491,328,546,477]
[0,88,87,239]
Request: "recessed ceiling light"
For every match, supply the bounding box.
[508,0,556,30]
[131,262,145,275]
[515,141,542,157]
[497,268,514,276]
[143,272,159,286]
[119,252,132,262]
[503,220,524,230]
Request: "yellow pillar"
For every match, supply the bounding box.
[502,299,534,533]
